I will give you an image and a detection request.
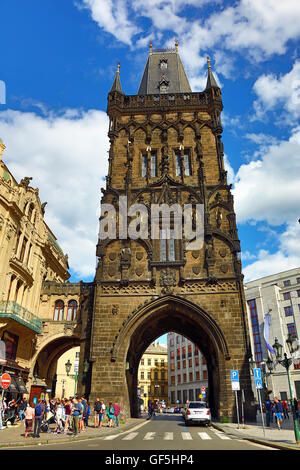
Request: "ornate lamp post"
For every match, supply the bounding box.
[272,336,300,444]
[65,359,89,397]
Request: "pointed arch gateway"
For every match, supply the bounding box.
[110,295,230,418]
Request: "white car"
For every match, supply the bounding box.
[182,401,211,426]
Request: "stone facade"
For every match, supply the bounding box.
[87,47,255,420]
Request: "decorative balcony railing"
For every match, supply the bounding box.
[0,300,42,334]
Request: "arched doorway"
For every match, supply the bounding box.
[110,295,232,419]
[29,336,82,402]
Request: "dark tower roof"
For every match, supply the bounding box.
[138,42,192,95]
[110,63,123,93]
[205,56,219,89]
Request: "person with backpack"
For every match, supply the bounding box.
[94,397,101,427]
[33,400,45,438]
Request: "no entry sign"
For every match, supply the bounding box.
[1,373,11,390]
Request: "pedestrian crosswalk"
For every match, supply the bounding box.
[104,429,233,442]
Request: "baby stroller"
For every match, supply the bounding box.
[40,411,55,433]
[3,408,16,426]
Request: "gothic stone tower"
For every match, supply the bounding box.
[88,44,255,420]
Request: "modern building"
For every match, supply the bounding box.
[137,341,168,408]
[167,332,208,405]
[245,267,300,400]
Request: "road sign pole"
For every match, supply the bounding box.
[258,388,266,437]
[235,390,240,429]
[241,390,245,428]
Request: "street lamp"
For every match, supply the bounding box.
[272,336,300,444]
[64,359,90,396]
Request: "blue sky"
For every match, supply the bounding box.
[1,0,300,306]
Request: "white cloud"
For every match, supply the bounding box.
[253,60,300,119]
[242,223,300,282]
[0,108,109,279]
[233,126,300,225]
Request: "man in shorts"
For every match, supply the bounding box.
[94,397,101,427]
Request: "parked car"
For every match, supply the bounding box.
[182,401,211,426]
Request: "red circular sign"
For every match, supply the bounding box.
[201,386,206,391]
[1,373,11,390]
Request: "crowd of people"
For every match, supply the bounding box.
[0,395,121,438]
[264,396,300,430]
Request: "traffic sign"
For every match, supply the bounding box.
[1,373,11,390]
[255,378,263,390]
[231,370,240,391]
[201,386,206,392]
[231,370,239,382]
[253,368,262,380]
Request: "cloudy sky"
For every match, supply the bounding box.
[1,0,300,285]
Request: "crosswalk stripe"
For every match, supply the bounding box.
[143,432,156,440]
[198,432,212,440]
[181,432,193,440]
[164,432,173,440]
[122,432,139,440]
[213,431,231,440]
[104,434,119,440]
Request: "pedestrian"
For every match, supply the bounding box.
[265,398,273,427]
[84,402,90,427]
[81,396,87,431]
[71,398,81,438]
[106,402,115,427]
[114,401,120,427]
[33,400,44,438]
[98,400,105,428]
[273,397,283,430]
[282,400,289,419]
[78,398,84,432]
[64,399,72,434]
[18,399,26,422]
[0,395,5,430]
[147,401,153,420]
[94,397,101,427]
[24,402,35,438]
[53,402,65,435]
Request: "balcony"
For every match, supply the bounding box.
[0,300,42,334]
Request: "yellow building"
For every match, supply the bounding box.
[55,347,80,399]
[138,341,168,409]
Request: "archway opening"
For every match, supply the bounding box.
[122,296,229,419]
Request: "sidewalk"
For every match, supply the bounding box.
[0,416,146,448]
[213,412,300,450]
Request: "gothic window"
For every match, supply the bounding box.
[54,300,64,321]
[142,154,148,177]
[184,150,192,176]
[19,237,28,263]
[175,152,182,176]
[67,300,78,321]
[151,151,157,177]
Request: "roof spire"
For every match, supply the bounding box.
[175,39,178,52]
[110,61,123,93]
[149,40,152,55]
[0,139,6,162]
[205,55,219,90]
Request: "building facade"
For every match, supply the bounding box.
[245,267,300,400]
[167,332,208,405]
[137,341,168,409]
